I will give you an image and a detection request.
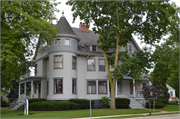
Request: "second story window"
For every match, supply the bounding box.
[99,59,105,71]
[64,39,70,46]
[72,56,76,69]
[87,59,95,71]
[54,55,63,69]
[127,44,132,54]
[55,39,61,46]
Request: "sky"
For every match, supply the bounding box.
[53,0,180,49]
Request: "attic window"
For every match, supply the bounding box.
[92,45,96,52]
[64,39,70,46]
[55,39,61,46]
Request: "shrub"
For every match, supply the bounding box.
[156,99,167,105]
[29,98,46,103]
[1,99,9,107]
[29,101,78,111]
[101,96,109,105]
[145,100,164,108]
[68,99,94,109]
[115,98,130,108]
[169,100,179,105]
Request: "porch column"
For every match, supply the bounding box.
[24,83,26,99]
[18,83,21,99]
[31,80,34,99]
[115,80,117,97]
[133,79,136,98]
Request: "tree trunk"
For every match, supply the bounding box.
[110,79,116,110]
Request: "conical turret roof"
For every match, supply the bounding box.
[55,15,76,35]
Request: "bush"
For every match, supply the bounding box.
[169,100,179,105]
[115,98,130,108]
[1,99,9,107]
[156,99,167,105]
[68,99,94,109]
[29,101,78,111]
[29,98,46,103]
[145,100,164,108]
[101,96,109,105]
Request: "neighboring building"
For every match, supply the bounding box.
[18,13,150,106]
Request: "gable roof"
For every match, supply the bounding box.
[72,27,99,46]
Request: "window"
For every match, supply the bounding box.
[72,79,76,94]
[92,45,96,51]
[72,56,76,69]
[87,59,95,71]
[170,91,173,96]
[130,81,133,94]
[64,39,70,46]
[54,79,63,94]
[98,81,107,94]
[54,39,61,46]
[54,55,63,69]
[127,44,132,54]
[87,81,96,94]
[117,81,122,94]
[99,59,105,71]
[47,81,49,95]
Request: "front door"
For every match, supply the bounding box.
[38,83,41,98]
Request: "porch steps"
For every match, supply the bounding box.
[129,98,145,109]
[9,100,25,111]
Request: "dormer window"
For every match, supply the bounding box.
[64,39,70,46]
[55,39,61,46]
[92,45,96,52]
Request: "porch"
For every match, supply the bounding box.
[18,76,46,100]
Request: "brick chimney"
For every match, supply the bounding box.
[79,22,89,32]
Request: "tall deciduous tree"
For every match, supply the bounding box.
[1,0,60,90]
[67,0,176,110]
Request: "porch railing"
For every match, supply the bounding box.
[117,93,128,98]
[20,94,31,100]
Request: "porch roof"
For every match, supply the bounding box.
[19,76,46,84]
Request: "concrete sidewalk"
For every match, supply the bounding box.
[73,111,180,119]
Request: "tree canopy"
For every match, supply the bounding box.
[67,0,177,110]
[1,0,60,90]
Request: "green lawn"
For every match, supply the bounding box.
[1,108,159,118]
[155,105,180,111]
[1,105,178,118]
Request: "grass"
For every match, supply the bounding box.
[155,105,180,111]
[1,108,159,118]
[1,105,179,118]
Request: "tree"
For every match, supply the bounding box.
[67,0,176,110]
[1,0,60,90]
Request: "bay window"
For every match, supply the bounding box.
[54,55,63,69]
[54,79,63,94]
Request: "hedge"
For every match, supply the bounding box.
[1,99,9,107]
[169,100,179,105]
[29,98,46,103]
[29,101,78,111]
[68,99,94,109]
[155,99,167,105]
[145,101,164,108]
[115,98,130,108]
